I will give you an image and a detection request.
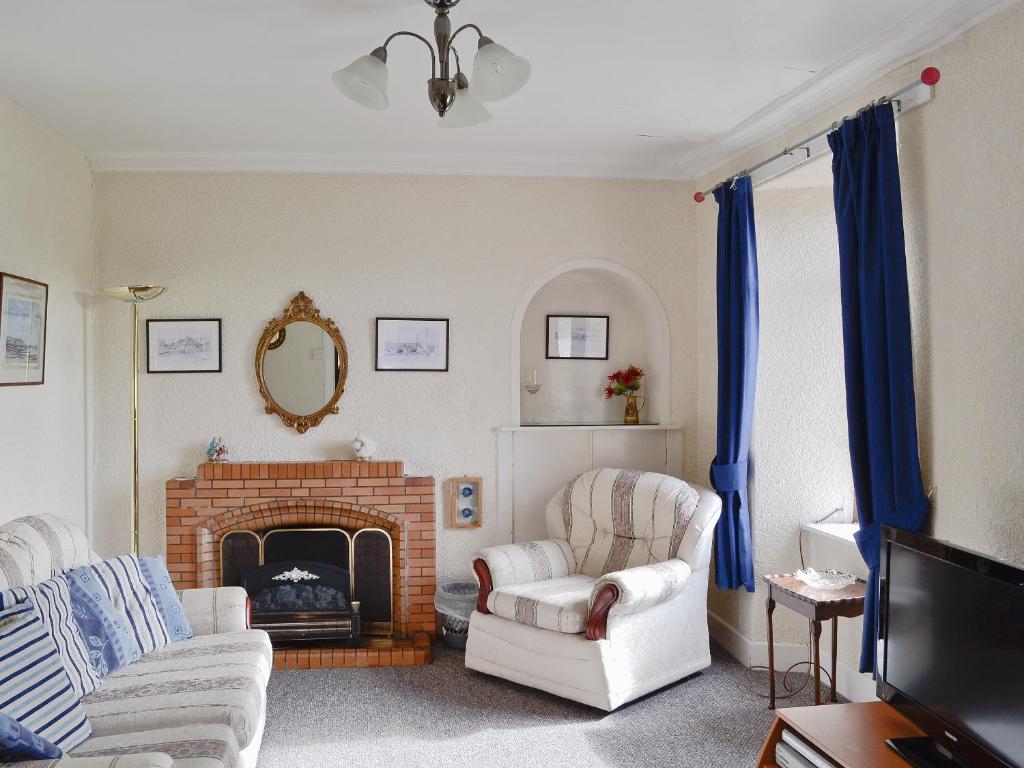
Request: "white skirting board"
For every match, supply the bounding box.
[708,611,878,703]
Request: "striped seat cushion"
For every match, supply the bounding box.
[0,601,92,752]
[487,574,596,634]
[0,577,101,698]
[82,663,266,750]
[70,556,169,656]
[70,723,240,768]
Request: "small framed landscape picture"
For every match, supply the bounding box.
[375,317,449,372]
[546,314,609,360]
[0,273,48,386]
[147,319,222,373]
[449,477,482,529]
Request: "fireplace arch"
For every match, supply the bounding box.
[196,498,407,639]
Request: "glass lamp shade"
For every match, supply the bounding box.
[440,86,492,129]
[471,40,531,102]
[102,286,166,304]
[332,53,389,110]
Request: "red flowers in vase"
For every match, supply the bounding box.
[603,365,645,399]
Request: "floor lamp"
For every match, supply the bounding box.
[103,286,166,556]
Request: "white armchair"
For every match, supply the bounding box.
[465,468,722,711]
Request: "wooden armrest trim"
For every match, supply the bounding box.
[473,558,493,614]
[245,596,252,630]
[586,584,619,641]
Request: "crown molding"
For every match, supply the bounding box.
[86,0,1017,181]
[86,150,681,180]
[676,0,1021,180]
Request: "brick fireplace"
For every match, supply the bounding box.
[165,460,436,669]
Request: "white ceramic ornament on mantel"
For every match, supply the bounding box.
[352,435,378,461]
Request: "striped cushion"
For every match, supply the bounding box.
[73,556,169,655]
[65,567,143,677]
[0,577,101,698]
[0,514,94,588]
[487,575,595,634]
[138,556,193,643]
[0,601,92,751]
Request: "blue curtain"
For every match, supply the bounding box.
[711,175,759,593]
[829,104,929,674]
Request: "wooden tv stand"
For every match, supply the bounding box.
[757,701,925,767]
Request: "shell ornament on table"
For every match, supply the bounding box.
[352,435,377,460]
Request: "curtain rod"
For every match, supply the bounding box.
[693,66,941,203]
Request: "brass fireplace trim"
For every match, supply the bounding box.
[219,525,394,635]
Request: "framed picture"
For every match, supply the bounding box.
[546,314,609,360]
[0,273,48,386]
[449,477,482,528]
[375,317,449,372]
[147,319,222,373]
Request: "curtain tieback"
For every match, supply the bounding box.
[710,460,748,493]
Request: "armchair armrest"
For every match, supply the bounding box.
[179,586,250,636]
[472,540,576,614]
[586,559,692,640]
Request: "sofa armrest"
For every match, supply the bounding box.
[586,559,692,640]
[179,586,250,636]
[8,755,175,768]
[472,540,576,614]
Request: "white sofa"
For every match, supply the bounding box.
[0,514,271,768]
[465,469,722,711]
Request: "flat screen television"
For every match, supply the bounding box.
[879,526,1024,768]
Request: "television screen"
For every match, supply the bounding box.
[882,536,1024,767]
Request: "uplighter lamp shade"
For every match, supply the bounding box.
[102,286,166,304]
[333,52,389,110]
[440,85,492,129]
[471,38,531,102]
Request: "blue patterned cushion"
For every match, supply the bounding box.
[0,577,101,698]
[72,555,169,656]
[0,709,62,761]
[65,567,142,677]
[0,601,91,751]
[138,556,192,642]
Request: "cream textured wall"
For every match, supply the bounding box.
[697,2,1024,656]
[91,173,697,582]
[0,93,94,531]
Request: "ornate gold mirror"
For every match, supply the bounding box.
[256,292,348,433]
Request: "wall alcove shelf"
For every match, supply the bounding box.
[510,259,670,428]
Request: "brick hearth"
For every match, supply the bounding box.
[166,460,436,669]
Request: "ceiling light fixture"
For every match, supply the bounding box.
[332,0,530,129]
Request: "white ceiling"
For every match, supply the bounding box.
[0,0,1013,178]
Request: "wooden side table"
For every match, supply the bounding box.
[764,573,866,708]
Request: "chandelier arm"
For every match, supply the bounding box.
[451,46,462,75]
[382,31,438,78]
[447,23,484,53]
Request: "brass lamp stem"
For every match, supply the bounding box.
[131,301,140,556]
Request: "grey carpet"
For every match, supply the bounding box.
[258,642,830,768]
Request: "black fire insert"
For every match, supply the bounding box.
[241,560,361,643]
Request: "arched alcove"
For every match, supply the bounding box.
[510,259,670,426]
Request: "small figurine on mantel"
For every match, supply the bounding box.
[206,437,229,463]
[352,435,377,461]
